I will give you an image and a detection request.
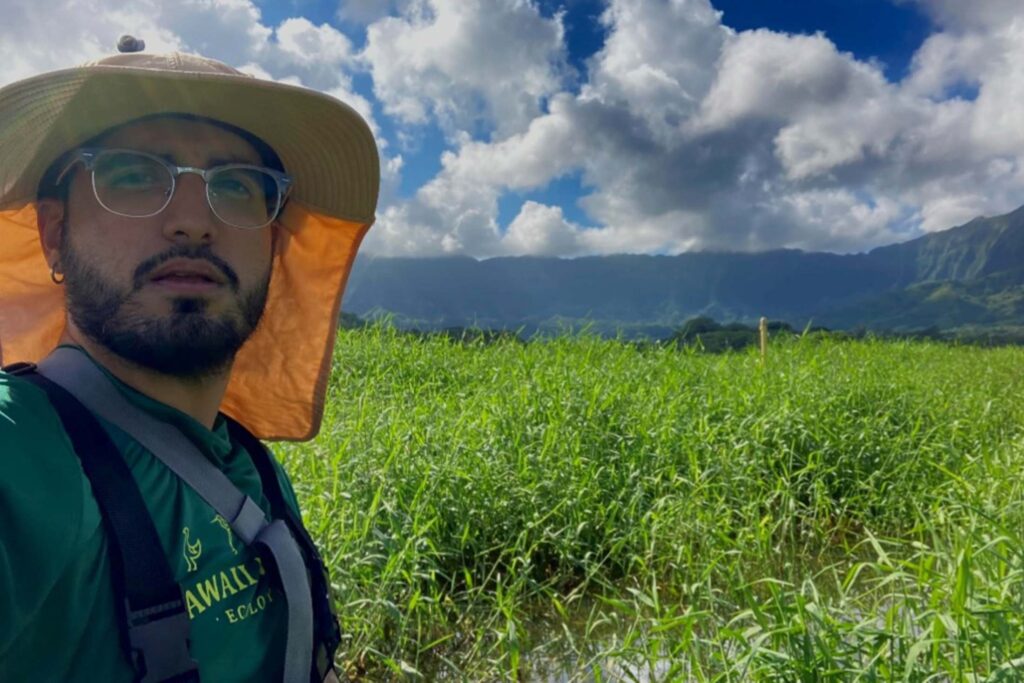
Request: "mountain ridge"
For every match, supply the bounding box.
[343,205,1024,336]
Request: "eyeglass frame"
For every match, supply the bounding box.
[54,147,294,230]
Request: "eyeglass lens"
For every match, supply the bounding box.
[92,151,281,228]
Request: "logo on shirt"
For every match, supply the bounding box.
[182,526,202,572]
[177,525,274,625]
[211,514,239,555]
[184,556,271,621]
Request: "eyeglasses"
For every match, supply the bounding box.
[56,148,293,229]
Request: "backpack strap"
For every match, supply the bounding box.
[224,417,343,681]
[35,348,315,683]
[3,362,199,683]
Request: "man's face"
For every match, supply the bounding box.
[53,117,276,379]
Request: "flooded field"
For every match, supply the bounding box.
[280,327,1024,680]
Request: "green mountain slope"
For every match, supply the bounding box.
[821,267,1024,330]
[868,204,1024,285]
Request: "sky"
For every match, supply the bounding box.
[2,0,1023,258]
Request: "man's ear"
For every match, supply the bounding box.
[36,198,66,269]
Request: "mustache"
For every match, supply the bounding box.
[132,245,240,292]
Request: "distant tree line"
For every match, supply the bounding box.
[667,316,797,352]
[339,312,1024,350]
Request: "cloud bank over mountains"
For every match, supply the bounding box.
[3,0,1024,258]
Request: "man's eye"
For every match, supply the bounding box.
[104,167,162,189]
[211,176,256,199]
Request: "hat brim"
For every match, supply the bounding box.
[0,64,379,223]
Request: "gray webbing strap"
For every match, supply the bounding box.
[38,347,314,683]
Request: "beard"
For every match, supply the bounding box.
[61,238,271,380]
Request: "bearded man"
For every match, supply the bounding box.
[0,40,378,683]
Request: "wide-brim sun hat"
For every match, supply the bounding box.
[0,49,380,440]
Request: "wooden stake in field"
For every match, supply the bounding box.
[759,316,768,365]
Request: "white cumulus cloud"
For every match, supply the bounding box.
[361,0,569,137]
[504,202,585,256]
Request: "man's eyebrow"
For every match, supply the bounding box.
[149,152,260,167]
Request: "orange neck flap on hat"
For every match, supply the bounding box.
[0,202,370,441]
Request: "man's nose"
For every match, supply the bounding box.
[161,172,218,243]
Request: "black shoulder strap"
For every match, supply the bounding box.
[224,416,343,681]
[3,363,200,683]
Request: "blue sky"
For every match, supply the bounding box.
[713,0,932,79]
[3,0,1021,258]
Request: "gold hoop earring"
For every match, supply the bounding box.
[50,264,65,285]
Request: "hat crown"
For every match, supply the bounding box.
[81,51,248,78]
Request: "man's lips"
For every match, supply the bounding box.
[149,277,221,294]
[146,259,228,293]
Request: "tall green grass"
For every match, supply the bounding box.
[276,326,1024,681]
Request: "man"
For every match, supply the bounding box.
[0,40,378,682]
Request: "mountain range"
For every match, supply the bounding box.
[342,204,1024,338]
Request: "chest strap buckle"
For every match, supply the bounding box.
[127,597,200,683]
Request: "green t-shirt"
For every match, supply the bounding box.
[0,347,304,682]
